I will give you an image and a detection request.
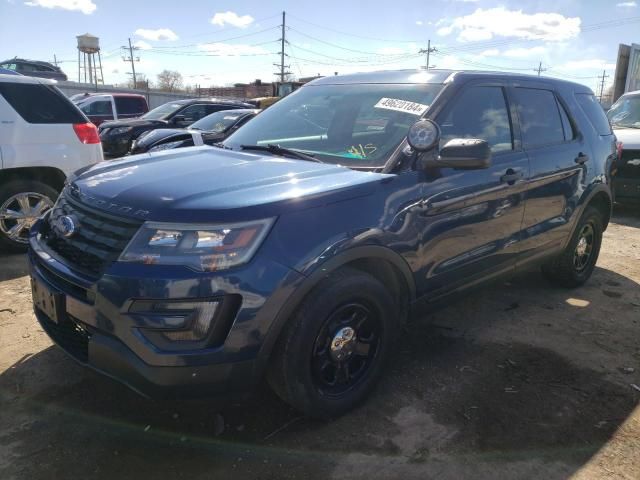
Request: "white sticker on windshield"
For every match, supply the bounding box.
[374,98,429,116]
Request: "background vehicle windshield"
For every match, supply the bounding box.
[191,110,245,132]
[607,94,640,128]
[224,83,443,167]
[141,102,183,120]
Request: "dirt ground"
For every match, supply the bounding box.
[1,208,639,480]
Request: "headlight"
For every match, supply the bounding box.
[148,140,184,152]
[110,126,133,135]
[119,219,275,271]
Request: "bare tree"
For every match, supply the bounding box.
[157,70,183,92]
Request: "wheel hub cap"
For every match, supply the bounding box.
[0,192,53,244]
[330,327,356,362]
[576,237,588,256]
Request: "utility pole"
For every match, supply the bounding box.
[273,11,291,85]
[53,54,58,67]
[598,69,609,102]
[122,38,139,87]
[419,40,437,70]
[534,61,547,76]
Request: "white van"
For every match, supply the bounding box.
[0,74,103,250]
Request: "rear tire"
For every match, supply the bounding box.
[267,267,398,419]
[541,206,603,288]
[0,180,58,252]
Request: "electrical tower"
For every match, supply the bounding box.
[598,69,610,102]
[419,40,437,70]
[534,61,547,76]
[273,11,292,83]
[122,38,140,87]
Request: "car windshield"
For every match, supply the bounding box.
[607,95,640,128]
[191,110,246,132]
[141,102,184,120]
[223,83,443,167]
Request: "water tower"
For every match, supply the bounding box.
[77,33,103,87]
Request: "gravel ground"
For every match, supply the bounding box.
[1,208,639,480]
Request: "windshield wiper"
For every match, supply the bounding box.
[212,142,233,150]
[613,124,640,129]
[240,144,322,163]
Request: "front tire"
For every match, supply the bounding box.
[0,180,58,252]
[267,267,398,419]
[541,206,604,288]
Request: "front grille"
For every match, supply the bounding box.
[39,313,91,363]
[619,149,640,178]
[43,192,142,278]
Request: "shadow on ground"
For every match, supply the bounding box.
[1,264,639,480]
[0,253,28,282]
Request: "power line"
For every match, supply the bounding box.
[149,26,281,49]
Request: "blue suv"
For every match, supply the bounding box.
[28,70,616,418]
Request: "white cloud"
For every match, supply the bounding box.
[24,0,96,14]
[211,11,254,28]
[197,43,266,56]
[559,59,616,70]
[133,40,152,50]
[437,7,581,42]
[135,28,178,41]
[617,1,637,6]
[503,46,547,58]
[478,48,500,57]
[415,20,423,26]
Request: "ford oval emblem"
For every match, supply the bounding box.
[56,215,77,238]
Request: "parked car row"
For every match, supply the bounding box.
[98,97,255,157]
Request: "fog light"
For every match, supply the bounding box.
[163,301,219,342]
[129,299,219,342]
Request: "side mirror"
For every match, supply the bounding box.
[407,119,440,152]
[171,114,186,125]
[437,138,492,169]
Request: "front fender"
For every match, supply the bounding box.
[254,244,415,374]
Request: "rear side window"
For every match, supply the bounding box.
[513,88,564,148]
[576,93,612,135]
[115,96,146,115]
[439,86,513,153]
[0,83,85,124]
[81,100,112,116]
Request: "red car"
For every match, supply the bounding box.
[72,93,148,126]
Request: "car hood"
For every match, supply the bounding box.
[614,127,640,149]
[69,146,391,222]
[135,128,190,147]
[100,118,166,129]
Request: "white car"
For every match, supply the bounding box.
[608,90,640,205]
[0,74,103,250]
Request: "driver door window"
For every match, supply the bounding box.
[439,86,513,153]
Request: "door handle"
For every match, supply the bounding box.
[500,169,523,184]
[575,152,589,164]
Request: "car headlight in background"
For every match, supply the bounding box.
[119,218,275,271]
[110,126,133,135]
[148,140,184,152]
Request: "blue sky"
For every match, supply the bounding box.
[1,0,639,93]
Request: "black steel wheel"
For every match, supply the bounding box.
[268,267,399,419]
[542,206,604,288]
[311,302,381,397]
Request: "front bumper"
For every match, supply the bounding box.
[28,228,303,398]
